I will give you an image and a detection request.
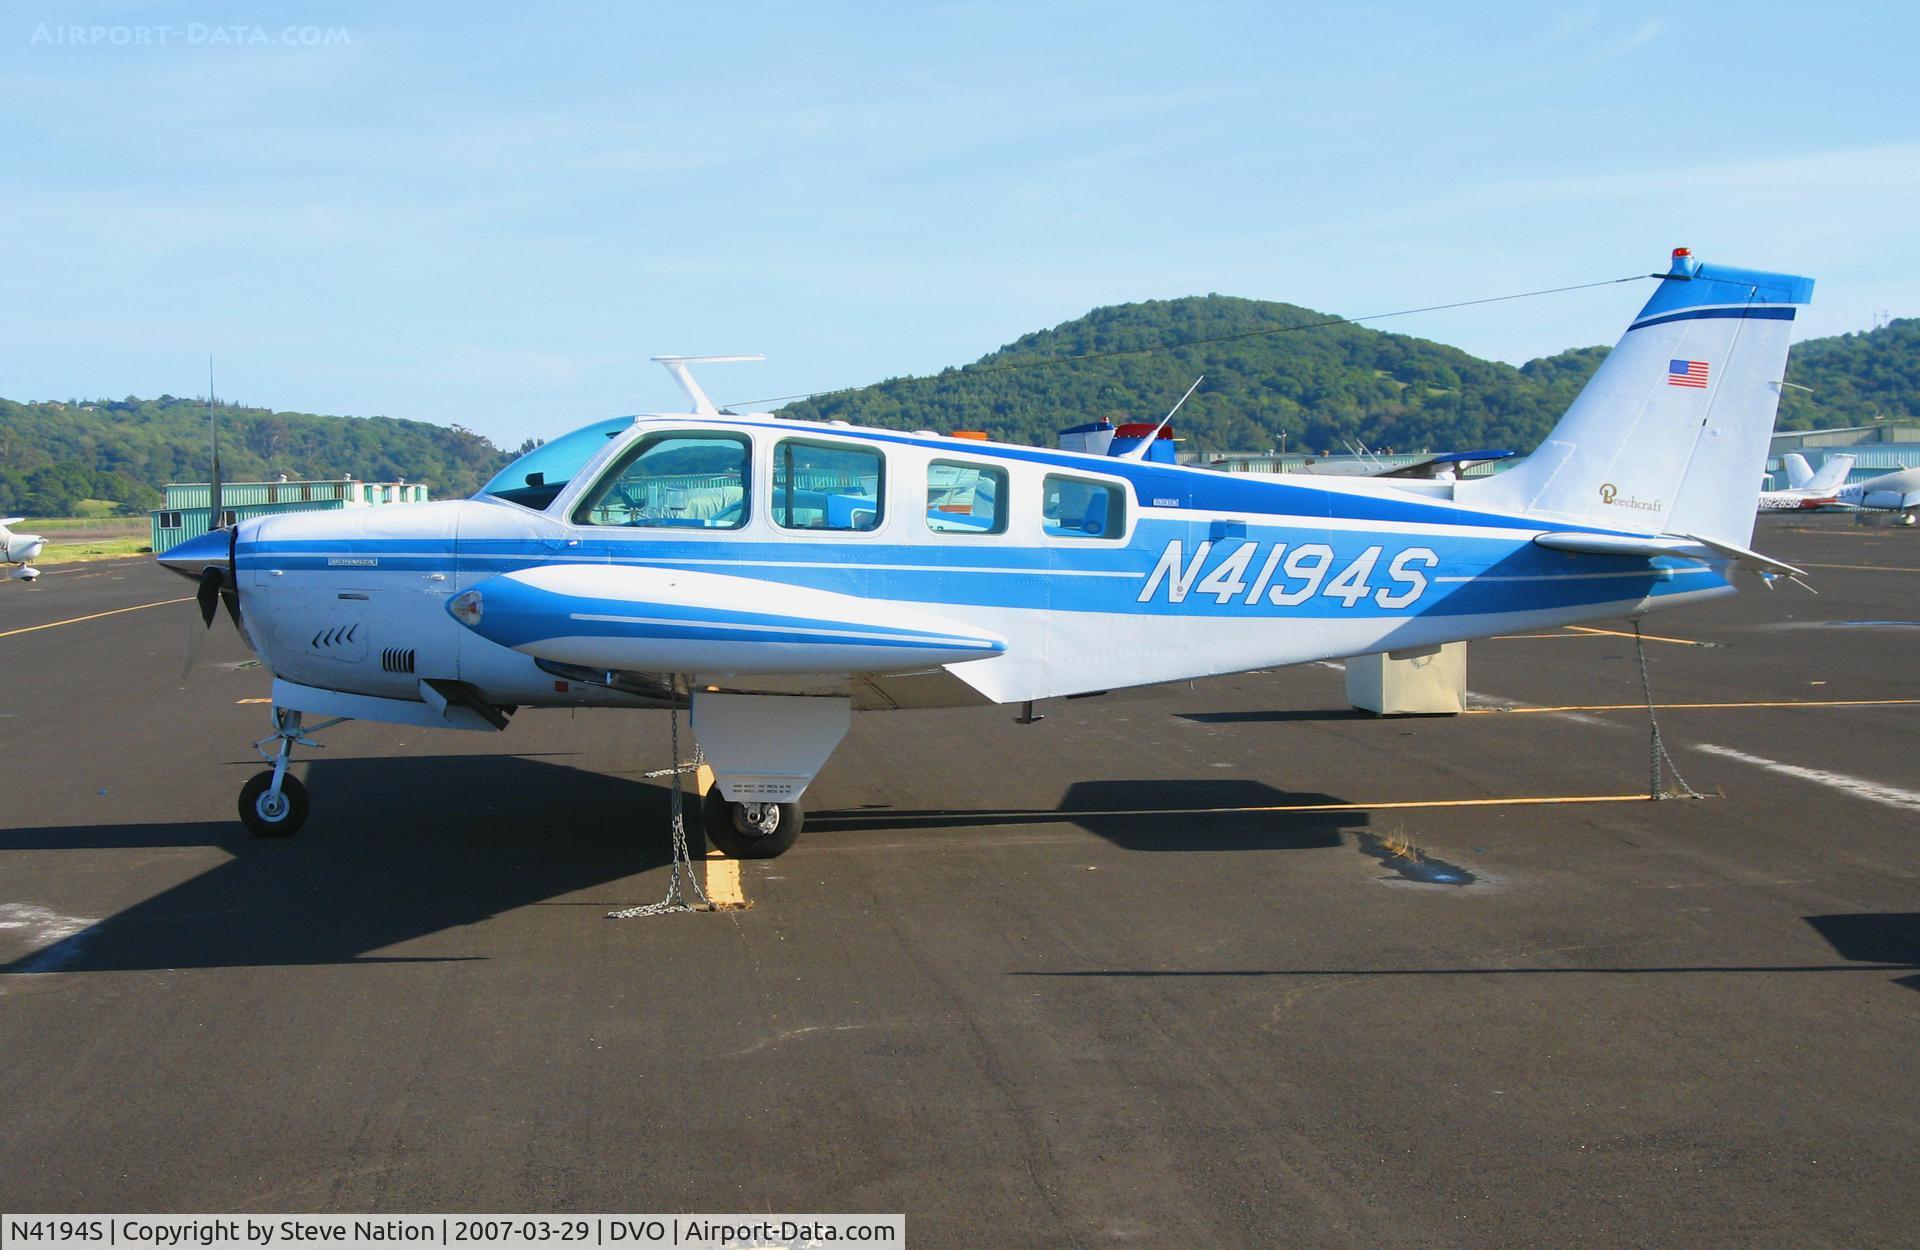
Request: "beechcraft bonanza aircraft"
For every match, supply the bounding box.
[3,518,47,581]
[163,248,1813,856]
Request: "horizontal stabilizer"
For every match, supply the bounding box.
[1534,531,1806,578]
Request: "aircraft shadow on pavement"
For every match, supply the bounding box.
[810,777,1362,853]
[1177,709,1379,725]
[1805,912,1920,993]
[0,754,685,974]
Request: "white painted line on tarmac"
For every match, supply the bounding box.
[1694,744,1920,812]
[0,902,98,974]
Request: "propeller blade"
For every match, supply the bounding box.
[220,526,243,631]
[196,566,222,627]
[208,357,224,529]
[181,609,209,679]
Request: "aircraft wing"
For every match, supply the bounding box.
[1534,531,1807,579]
[1325,449,1519,479]
[451,563,1008,676]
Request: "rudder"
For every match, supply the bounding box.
[1472,248,1814,548]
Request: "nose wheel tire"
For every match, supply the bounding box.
[239,771,309,838]
[701,790,802,859]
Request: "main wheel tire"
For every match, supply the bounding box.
[239,771,309,837]
[701,790,802,859]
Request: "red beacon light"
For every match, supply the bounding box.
[1672,247,1692,258]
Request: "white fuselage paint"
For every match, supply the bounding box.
[221,415,1736,718]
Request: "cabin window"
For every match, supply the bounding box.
[572,432,750,529]
[773,439,884,532]
[1041,474,1125,539]
[926,461,1007,535]
[158,511,182,529]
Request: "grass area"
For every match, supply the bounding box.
[24,516,147,534]
[32,535,152,565]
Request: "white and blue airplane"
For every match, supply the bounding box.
[1758,451,1855,510]
[3,518,47,582]
[163,248,1813,856]
[1760,452,1920,517]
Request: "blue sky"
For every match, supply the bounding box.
[4,1,1915,448]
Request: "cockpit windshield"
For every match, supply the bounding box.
[478,417,630,511]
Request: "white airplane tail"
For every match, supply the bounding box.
[1782,453,1815,489]
[1803,453,1855,494]
[1472,249,1813,549]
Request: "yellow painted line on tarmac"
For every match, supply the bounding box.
[1465,698,1920,715]
[1489,632,1587,640]
[830,794,1661,823]
[1563,624,1707,646]
[703,851,749,909]
[1227,794,1656,813]
[236,697,273,705]
[0,596,192,640]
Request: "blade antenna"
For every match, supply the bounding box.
[1118,375,1202,461]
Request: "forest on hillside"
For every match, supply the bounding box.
[3,308,1912,519]
[781,301,1919,456]
[0,394,513,517]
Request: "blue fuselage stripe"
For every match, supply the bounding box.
[239,519,1722,623]
[1628,306,1796,331]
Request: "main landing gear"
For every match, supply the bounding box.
[238,707,344,837]
[702,792,803,859]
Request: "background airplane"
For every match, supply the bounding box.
[159,248,1813,856]
[1760,454,1920,521]
[1828,464,1920,522]
[3,518,46,582]
[1759,453,1855,510]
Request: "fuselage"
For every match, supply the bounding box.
[1759,465,1920,513]
[164,412,1734,715]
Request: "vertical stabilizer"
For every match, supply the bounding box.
[1471,249,1813,547]
[1782,452,1815,490]
[1804,453,1855,494]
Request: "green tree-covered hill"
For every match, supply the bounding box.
[0,394,512,517]
[780,298,1918,456]
[3,306,1912,519]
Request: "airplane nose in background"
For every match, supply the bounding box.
[157,528,231,578]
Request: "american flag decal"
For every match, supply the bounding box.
[1668,358,1710,388]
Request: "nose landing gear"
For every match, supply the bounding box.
[238,708,346,837]
[701,791,803,859]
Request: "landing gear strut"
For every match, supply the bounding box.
[238,708,344,837]
[702,791,803,859]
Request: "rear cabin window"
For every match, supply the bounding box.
[572,432,750,528]
[773,440,884,532]
[1041,474,1125,539]
[926,461,1007,535]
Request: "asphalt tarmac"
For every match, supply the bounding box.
[2,516,1916,1248]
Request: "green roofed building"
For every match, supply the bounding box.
[151,477,430,552]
